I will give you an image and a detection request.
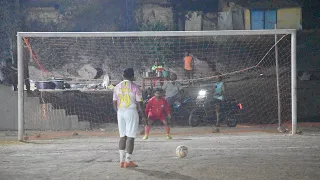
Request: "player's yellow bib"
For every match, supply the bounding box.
[118,81,131,108]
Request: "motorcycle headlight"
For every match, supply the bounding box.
[173,101,181,108]
[199,90,207,96]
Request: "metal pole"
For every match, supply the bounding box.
[274,24,282,129]
[291,31,297,134]
[17,33,24,141]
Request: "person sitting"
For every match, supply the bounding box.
[151,60,164,87]
[151,60,163,72]
[162,73,182,106]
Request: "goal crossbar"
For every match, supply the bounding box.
[18,29,296,37]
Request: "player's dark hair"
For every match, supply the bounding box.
[123,68,134,80]
[154,88,163,93]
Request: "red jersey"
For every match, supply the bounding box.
[145,97,170,120]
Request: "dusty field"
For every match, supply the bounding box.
[1,125,320,180]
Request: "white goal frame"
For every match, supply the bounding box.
[16,30,297,140]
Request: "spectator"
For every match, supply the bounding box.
[213,75,225,127]
[5,58,30,92]
[183,52,193,85]
[162,73,182,106]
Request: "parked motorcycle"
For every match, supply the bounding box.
[188,89,242,127]
[170,95,194,126]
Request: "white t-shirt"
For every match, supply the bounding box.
[162,81,182,98]
[113,80,143,109]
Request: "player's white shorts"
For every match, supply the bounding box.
[117,108,139,138]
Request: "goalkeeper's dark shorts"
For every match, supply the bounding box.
[212,98,222,108]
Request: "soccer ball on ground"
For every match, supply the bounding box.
[176,145,188,158]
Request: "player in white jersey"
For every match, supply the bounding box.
[113,68,147,168]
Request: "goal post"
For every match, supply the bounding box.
[17,32,24,141]
[291,30,297,134]
[16,30,297,141]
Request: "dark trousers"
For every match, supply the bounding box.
[10,69,30,91]
[184,69,193,80]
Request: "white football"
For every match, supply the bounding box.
[176,145,188,158]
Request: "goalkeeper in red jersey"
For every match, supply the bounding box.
[143,88,172,140]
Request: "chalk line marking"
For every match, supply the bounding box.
[193,146,319,150]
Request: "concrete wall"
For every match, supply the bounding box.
[136,4,174,28]
[26,7,60,24]
[202,13,218,30]
[217,12,233,30]
[232,10,245,30]
[185,12,202,31]
[0,85,89,131]
[186,11,244,31]
[0,86,18,130]
[244,9,251,30]
[277,8,302,30]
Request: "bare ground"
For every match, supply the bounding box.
[0,125,320,180]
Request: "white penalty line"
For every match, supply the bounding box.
[136,150,152,152]
[136,146,319,152]
[193,146,319,150]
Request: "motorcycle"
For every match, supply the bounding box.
[170,93,194,126]
[188,89,243,127]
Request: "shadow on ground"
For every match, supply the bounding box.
[131,168,197,180]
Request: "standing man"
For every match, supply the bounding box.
[183,52,193,85]
[162,73,182,106]
[3,58,30,92]
[0,60,6,84]
[113,68,147,168]
[5,58,18,91]
[213,75,225,127]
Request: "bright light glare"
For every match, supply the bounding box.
[199,90,207,96]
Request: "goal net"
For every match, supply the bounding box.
[16,30,297,139]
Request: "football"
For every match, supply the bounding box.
[176,145,188,158]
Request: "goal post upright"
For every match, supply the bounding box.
[17,33,24,141]
[16,29,298,140]
[291,30,297,135]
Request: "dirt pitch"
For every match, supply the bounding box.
[1,125,320,180]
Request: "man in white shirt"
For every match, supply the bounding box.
[113,68,147,168]
[162,73,182,106]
